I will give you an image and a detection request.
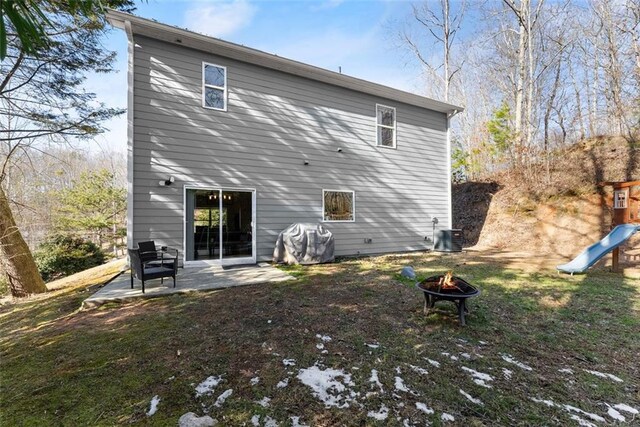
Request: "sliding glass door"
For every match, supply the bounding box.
[185,188,255,265]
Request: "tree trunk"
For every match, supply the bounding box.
[0,186,47,297]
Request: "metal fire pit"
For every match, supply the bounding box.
[416,275,480,326]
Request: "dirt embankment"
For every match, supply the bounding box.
[453,136,640,260]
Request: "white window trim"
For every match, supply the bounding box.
[202,62,228,111]
[614,189,629,209]
[375,103,397,149]
[322,189,356,223]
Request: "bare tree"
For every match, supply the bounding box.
[401,0,466,102]
[1,2,131,297]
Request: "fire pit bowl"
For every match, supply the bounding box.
[416,275,480,326]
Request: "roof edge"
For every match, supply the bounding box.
[106,10,464,115]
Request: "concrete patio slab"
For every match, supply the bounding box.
[83,263,295,308]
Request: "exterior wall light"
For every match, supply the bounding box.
[159,176,175,186]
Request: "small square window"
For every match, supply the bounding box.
[203,62,227,110]
[323,190,355,222]
[204,87,225,110]
[376,104,396,148]
[204,65,225,87]
[614,190,628,209]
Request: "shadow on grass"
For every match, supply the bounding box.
[0,252,638,425]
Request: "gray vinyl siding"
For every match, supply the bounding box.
[130,35,450,261]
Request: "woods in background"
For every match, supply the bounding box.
[401,0,639,182]
[1,1,134,296]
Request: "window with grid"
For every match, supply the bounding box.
[376,104,396,148]
[203,63,227,111]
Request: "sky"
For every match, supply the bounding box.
[87,0,434,154]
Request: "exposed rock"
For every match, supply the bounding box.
[400,266,416,280]
[178,412,218,427]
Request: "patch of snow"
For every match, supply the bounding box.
[256,396,271,407]
[290,416,309,427]
[297,365,356,408]
[583,369,623,383]
[146,395,160,416]
[351,366,360,370]
[460,353,471,359]
[316,343,325,350]
[501,354,533,371]
[283,359,296,367]
[369,369,384,393]
[214,389,232,407]
[395,367,402,374]
[250,377,260,386]
[251,415,260,426]
[558,368,574,374]
[316,334,332,342]
[563,405,606,423]
[263,416,278,427]
[366,343,380,349]
[478,340,487,345]
[531,397,556,407]
[613,403,639,415]
[195,376,222,397]
[178,412,217,427]
[394,376,410,392]
[415,402,434,414]
[408,364,429,376]
[276,378,289,389]
[367,404,389,420]
[461,366,494,388]
[605,404,625,422]
[569,414,597,427]
[267,320,272,324]
[321,350,328,354]
[441,352,450,356]
[424,358,440,368]
[502,368,513,380]
[459,389,483,405]
[441,412,455,422]
[532,398,605,423]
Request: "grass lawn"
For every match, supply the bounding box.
[0,252,638,426]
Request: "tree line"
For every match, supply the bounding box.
[400,0,639,182]
[1,0,134,297]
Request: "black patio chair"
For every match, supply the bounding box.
[138,240,175,270]
[128,248,178,293]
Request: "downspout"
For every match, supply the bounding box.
[125,20,135,250]
[446,109,460,229]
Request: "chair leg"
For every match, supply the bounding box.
[130,272,134,289]
[173,275,176,288]
[142,280,145,293]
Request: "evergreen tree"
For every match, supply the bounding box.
[0,0,134,297]
[54,169,126,248]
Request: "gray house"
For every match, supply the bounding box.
[107,11,463,267]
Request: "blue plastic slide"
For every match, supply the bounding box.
[557,224,640,274]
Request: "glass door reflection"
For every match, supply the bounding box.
[221,191,253,259]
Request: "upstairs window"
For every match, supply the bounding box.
[376,104,396,148]
[203,63,227,111]
[323,190,355,222]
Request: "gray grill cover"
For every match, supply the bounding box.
[273,223,335,265]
